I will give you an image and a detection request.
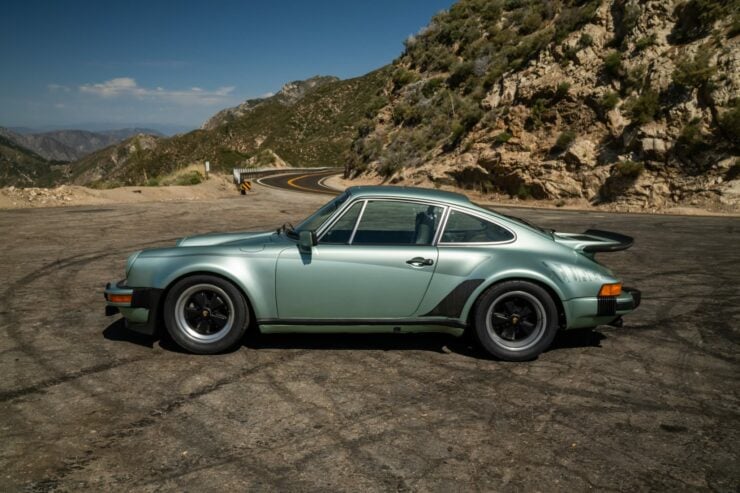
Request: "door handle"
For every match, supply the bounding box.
[406,257,434,267]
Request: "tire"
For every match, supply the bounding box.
[164,275,250,354]
[473,280,559,361]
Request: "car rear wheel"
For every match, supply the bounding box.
[473,280,558,361]
[164,275,249,354]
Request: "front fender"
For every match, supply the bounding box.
[126,252,278,319]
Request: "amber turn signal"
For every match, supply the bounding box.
[108,293,132,304]
[598,283,622,297]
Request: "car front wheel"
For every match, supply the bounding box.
[164,275,250,354]
[473,280,559,361]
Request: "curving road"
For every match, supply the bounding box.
[257,168,342,195]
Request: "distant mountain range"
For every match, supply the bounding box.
[0,127,163,162]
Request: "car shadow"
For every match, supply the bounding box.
[244,331,484,357]
[102,319,158,348]
[102,319,607,359]
[548,328,607,352]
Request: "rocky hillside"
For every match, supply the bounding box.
[202,76,340,130]
[346,0,740,210]
[66,71,388,187]
[0,127,162,161]
[0,135,63,187]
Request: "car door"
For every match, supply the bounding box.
[275,199,445,319]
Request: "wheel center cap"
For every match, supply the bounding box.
[512,315,519,325]
[202,309,210,318]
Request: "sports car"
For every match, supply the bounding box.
[104,186,640,361]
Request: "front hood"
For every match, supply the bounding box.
[176,231,275,248]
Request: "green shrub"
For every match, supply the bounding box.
[448,61,475,89]
[527,98,548,129]
[729,12,740,38]
[621,5,641,35]
[516,184,533,200]
[551,130,576,153]
[554,2,599,43]
[174,171,203,186]
[421,77,444,98]
[520,11,542,35]
[615,160,644,178]
[578,33,593,47]
[634,34,657,51]
[675,120,709,154]
[622,64,646,93]
[494,131,512,145]
[392,103,423,127]
[555,82,571,100]
[671,0,725,43]
[600,91,620,112]
[145,177,160,187]
[625,89,660,124]
[672,51,716,90]
[459,104,483,131]
[719,100,740,150]
[392,67,418,91]
[603,51,623,78]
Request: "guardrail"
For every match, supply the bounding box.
[232,167,337,184]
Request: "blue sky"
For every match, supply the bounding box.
[0,0,454,134]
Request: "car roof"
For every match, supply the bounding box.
[346,186,472,207]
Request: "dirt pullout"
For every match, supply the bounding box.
[0,189,738,491]
[0,173,238,209]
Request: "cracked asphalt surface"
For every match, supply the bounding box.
[1,185,738,492]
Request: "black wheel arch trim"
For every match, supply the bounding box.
[421,279,485,318]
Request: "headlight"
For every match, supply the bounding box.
[125,250,142,278]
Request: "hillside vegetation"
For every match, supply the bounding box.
[68,71,389,187]
[0,135,64,187]
[347,0,740,210]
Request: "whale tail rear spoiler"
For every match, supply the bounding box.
[554,229,634,255]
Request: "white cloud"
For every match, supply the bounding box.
[78,77,235,105]
[259,91,275,98]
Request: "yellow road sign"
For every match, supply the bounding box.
[240,180,252,194]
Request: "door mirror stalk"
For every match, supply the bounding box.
[298,231,316,252]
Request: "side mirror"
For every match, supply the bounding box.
[298,230,316,252]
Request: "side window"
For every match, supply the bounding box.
[352,201,443,245]
[441,210,514,243]
[320,201,364,244]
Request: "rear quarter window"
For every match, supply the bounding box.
[441,210,514,243]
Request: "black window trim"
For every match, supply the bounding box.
[316,197,449,247]
[437,206,517,246]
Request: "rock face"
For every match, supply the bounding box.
[348,0,740,211]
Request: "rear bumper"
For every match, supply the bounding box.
[104,280,163,335]
[564,286,641,329]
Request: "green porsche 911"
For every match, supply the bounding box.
[104,186,640,361]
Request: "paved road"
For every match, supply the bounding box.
[1,186,738,491]
[257,169,342,195]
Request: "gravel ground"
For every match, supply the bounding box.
[1,185,738,492]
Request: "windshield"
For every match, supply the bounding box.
[294,192,349,233]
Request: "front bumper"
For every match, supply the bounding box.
[104,280,163,335]
[564,286,641,329]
